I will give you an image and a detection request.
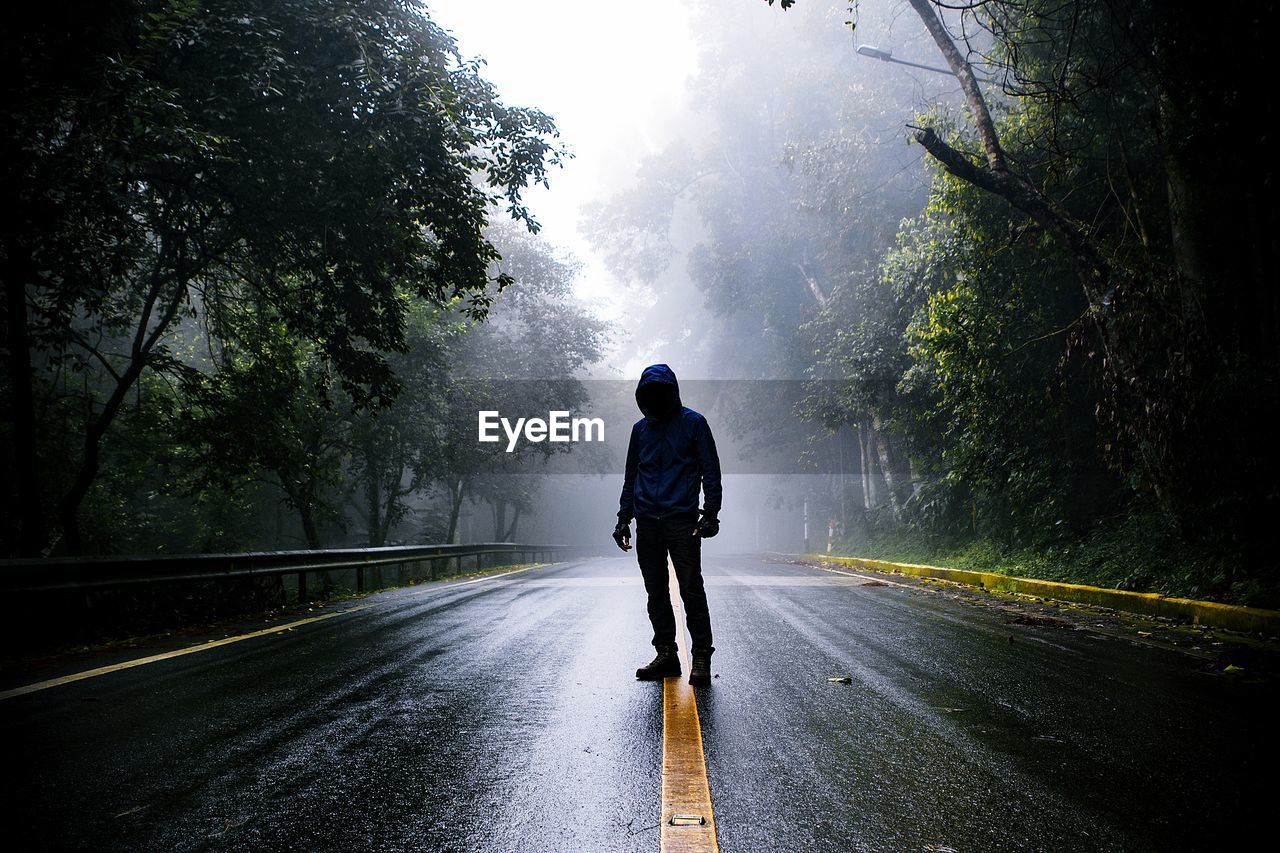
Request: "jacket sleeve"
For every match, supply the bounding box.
[696,417,723,518]
[618,423,639,522]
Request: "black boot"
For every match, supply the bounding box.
[689,647,713,686]
[636,645,680,680]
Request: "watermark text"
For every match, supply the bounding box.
[478,410,605,452]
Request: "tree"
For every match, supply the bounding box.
[432,224,610,543]
[902,0,1279,548]
[770,0,1280,565]
[1,0,564,555]
[343,301,459,547]
[588,0,929,528]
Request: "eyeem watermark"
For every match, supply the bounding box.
[478,410,605,452]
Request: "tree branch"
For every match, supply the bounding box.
[796,261,827,307]
[905,0,1007,172]
[909,124,1111,314]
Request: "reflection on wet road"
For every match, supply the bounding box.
[4,555,1276,851]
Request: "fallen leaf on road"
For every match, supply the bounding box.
[828,676,853,684]
[209,817,248,838]
[1224,664,1245,673]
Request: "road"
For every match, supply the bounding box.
[2,554,1276,852]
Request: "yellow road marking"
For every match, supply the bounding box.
[813,562,921,592]
[0,563,546,702]
[0,606,371,702]
[661,561,719,853]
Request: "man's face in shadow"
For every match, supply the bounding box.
[637,382,680,420]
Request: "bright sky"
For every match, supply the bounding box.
[425,1,700,346]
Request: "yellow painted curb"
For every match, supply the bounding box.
[805,554,1280,637]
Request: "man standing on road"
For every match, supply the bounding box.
[612,364,722,686]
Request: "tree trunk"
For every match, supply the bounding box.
[871,414,898,515]
[492,500,507,542]
[379,487,399,548]
[858,419,887,511]
[446,478,465,544]
[903,0,1006,172]
[839,423,868,539]
[277,470,323,551]
[297,495,321,550]
[856,421,871,510]
[871,412,914,514]
[58,353,151,554]
[500,505,521,542]
[365,442,383,547]
[2,251,44,555]
[57,261,188,554]
[871,413,913,515]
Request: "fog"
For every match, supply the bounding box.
[8,0,1272,611]
[420,0,966,553]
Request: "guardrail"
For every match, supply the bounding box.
[0,543,585,601]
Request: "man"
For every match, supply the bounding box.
[612,364,722,686]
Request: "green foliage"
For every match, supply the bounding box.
[767,0,1275,585]
[884,164,1105,543]
[2,0,567,554]
[837,500,1276,608]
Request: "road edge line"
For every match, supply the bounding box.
[0,606,371,701]
[801,553,1280,636]
[0,563,547,702]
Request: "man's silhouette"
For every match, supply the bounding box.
[613,364,722,686]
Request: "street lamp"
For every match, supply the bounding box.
[856,43,996,83]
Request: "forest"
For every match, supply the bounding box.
[3,0,1277,606]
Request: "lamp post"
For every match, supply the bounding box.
[855,43,996,83]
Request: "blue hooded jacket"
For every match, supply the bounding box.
[617,364,722,522]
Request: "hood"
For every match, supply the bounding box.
[635,363,682,420]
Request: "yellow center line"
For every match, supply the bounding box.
[0,562,545,702]
[660,560,719,853]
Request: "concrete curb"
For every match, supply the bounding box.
[804,554,1280,637]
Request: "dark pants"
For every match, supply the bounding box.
[636,515,714,653]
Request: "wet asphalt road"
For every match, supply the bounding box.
[3,554,1277,852]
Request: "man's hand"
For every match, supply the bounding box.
[693,516,719,538]
[612,520,632,551]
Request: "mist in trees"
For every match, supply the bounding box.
[1,0,601,556]
[3,1,1276,604]
[589,0,1278,602]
